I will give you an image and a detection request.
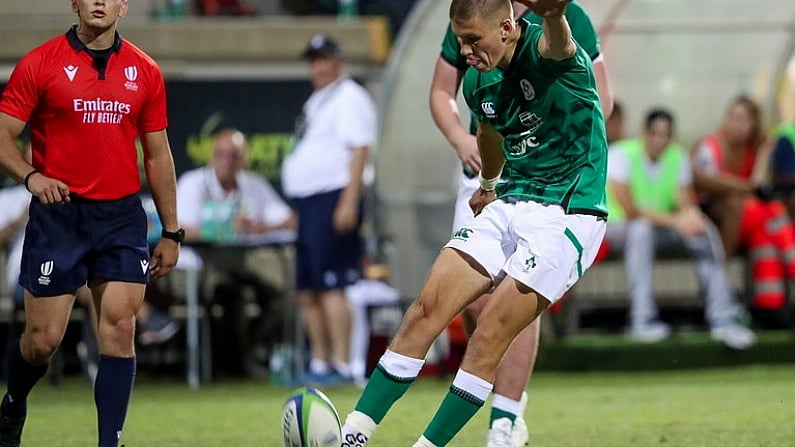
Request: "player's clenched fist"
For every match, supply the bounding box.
[515,0,571,17]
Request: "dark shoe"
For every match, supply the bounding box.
[138,310,180,346]
[0,413,25,447]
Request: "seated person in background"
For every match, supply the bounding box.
[177,128,297,377]
[693,96,795,313]
[177,128,297,244]
[771,119,795,218]
[605,108,756,349]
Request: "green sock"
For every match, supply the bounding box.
[354,365,415,424]
[423,386,485,446]
[489,407,516,426]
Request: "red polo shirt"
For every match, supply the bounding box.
[0,26,168,200]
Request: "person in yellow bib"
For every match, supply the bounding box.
[604,108,756,349]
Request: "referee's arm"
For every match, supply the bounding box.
[141,129,180,278]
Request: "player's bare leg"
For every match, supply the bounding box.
[340,249,491,446]
[415,277,548,447]
[464,294,538,446]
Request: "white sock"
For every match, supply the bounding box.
[341,411,377,446]
[451,369,493,402]
[379,349,425,378]
[492,393,522,417]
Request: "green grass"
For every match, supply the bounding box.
[18,364,795,446]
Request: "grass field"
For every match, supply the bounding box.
[16,364,795,446]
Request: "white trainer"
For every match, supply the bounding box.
[486,418,514,447]
[627,321,671,343]
[710,324,756,350]
[512,391,529,446]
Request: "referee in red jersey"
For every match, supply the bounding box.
[0,1,181,446]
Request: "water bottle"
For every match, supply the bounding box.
[200,202,218,242]
[269,346,284,385]
[338,0,358,20]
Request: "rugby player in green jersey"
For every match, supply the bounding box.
[429,1,612,444]
[340,1,608,446]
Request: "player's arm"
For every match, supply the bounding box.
[593,56,614,118]
[477,123,505,180]
[141,129,179,278]
[519,0,576,60]
[429,57,480,174]
[469,122,505,216]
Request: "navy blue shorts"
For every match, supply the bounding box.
[20,194,150,297]
[293,189,363,292]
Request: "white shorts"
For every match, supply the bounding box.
[446,199,606,303]
[451,171,480,235]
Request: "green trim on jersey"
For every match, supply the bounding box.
[606,138,687,222]
[462,20,607,216]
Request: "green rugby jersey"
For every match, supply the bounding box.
[440,1,601,135]
[462,20,607,216]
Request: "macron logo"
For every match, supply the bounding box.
[63,65,78,82]
[140,259,149,274]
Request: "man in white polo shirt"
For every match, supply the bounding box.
[177,128,297,376]
[282,34,377,386]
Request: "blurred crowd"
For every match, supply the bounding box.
[594,95,795,343]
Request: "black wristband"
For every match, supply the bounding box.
[23,170,38,192]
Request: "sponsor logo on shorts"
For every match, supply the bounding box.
[140,259,149,274]
[38,260,54,285]
[452,227,474,241]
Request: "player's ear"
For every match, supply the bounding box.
[119,0,129,18]
[71,0,78,14]
[500,18,515,42]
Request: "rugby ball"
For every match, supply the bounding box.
[281,386,342,447]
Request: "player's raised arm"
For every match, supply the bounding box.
[519,0,576,60]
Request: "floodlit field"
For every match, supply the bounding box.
[17,364,795,446]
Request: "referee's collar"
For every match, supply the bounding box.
[66,25,123,53]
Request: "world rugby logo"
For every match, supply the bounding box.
[124,66,138,82]
[40,260,53,276]
[124,66,139,92]
[38,260,54,286]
